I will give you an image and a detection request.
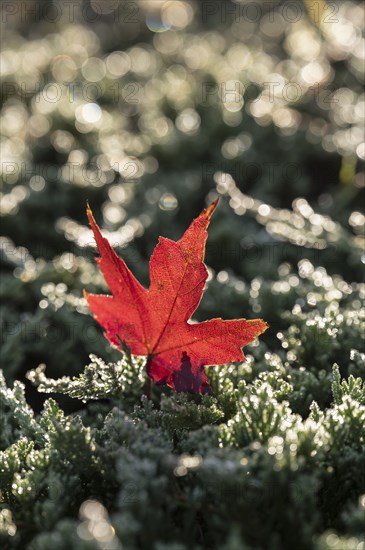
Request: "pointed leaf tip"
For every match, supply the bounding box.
[86,202,95,225]
[205,198,219,219]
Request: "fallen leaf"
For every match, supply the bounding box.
[84,200,268,393]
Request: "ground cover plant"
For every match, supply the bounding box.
[0,1,364,549]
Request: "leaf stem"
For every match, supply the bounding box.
[146,377,151,400]
[145,355,152,400]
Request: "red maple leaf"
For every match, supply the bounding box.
[84,200,268,394]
